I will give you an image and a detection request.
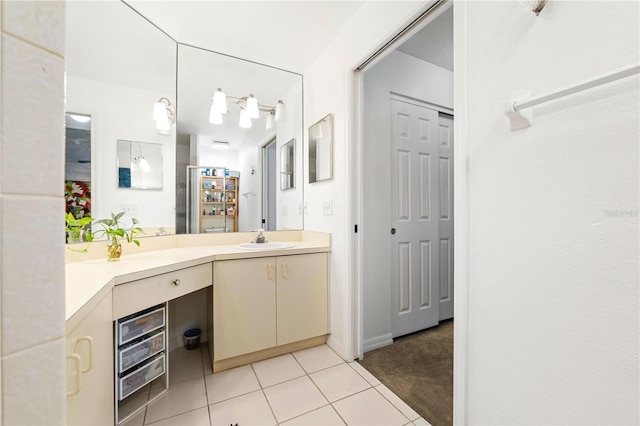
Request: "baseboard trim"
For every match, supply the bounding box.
[213,335,327,372]
[363,333,393,353]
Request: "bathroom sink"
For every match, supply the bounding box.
[235,242,295,250]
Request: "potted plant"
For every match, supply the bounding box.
[65,212,93,244]
[92,211,144,261]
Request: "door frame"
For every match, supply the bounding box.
[351,1,470,424]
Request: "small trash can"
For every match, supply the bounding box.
[183,328,201,350]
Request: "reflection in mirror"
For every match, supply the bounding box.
[65,113,92,239]
[65,1,177,235]
[280,139,295,191]
[117,140,163,189]
[309,114,333,183]
[176,44,303,233]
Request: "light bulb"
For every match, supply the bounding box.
[212,88,227,114]
[247,94,259,119]
[209,105,223,124]
[139,157,151,173]
[266,112,276,130]
[239,109,252,128]
[156,109,171,132]
[275,100,286,122]
[153,102,166,122]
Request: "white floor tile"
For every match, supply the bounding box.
[413,417,433,426]
[210,390,276,426]
[348,361,381,386]
[375,384,420,421]
[146,406,210,425]
[170,346,202,362]
[145,377,207,424]
[205,364,261,404]
[169,355,204,384]
[310,363,371,402]
[281,405,346,426]
[263,376,329,423]
[252,353,306,388]
[292,345,344,373]
[332,388,409,426]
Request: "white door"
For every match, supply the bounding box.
[262,139,277,230]
[390,97,440,338]
[438,113,454,320]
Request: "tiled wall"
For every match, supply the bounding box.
[1,2,66,424]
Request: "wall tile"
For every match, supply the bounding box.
[1,338,66,425]
[1,195,65,355]
[1,0,64,56]
[1,34,64,197]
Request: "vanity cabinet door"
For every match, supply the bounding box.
[66,291,114,425]
[276,253,328,346]
[213,257,276,360]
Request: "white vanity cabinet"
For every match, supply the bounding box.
[66,291,114,426]
[213,253,328,364]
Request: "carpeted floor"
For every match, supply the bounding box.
[357,320,453,426]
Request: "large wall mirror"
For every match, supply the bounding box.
[66,2,304,240]
[66,1,177,235]
[176,44,303,233]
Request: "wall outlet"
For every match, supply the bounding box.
[322,201,333,216]
[298,202,303,215]
[304,202,309,215]
[282,205,288,216]
[120,205,137,215]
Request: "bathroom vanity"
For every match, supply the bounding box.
[64,231,330,425]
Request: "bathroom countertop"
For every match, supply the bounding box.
[65,231,331,324]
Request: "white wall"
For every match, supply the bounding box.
[362,50,453,351]
[303,0,435,360]
[456,1,639,423]
[0,2,66,423]
[66,77,176,230]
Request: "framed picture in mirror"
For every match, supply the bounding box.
[117,140,163,190]
[280,138,295,191]
[308,113,333,183]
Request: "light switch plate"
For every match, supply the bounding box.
[322,201,333,216]
[120,205,137,215]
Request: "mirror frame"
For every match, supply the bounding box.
[308,113,334,183]
[280,138,295,191]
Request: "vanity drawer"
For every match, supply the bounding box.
[113,263,212,319]
[117,306,165,346]
[118,353,165,401]
[118,330,165,372]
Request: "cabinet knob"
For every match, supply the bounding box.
[173,279,180,286]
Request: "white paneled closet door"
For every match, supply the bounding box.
[438,113,454,321]
[390,97,441,338]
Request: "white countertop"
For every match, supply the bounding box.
[65,232,330,323]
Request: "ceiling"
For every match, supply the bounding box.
[397,6,453,71]
[126,1,369,74]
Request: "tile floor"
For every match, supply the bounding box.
[121,344,432,426]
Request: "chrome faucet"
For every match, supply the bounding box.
[253,228,267,244]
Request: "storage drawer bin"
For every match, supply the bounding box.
[118,353,165,401]
[117,306,165,345]
[118,330,165,372]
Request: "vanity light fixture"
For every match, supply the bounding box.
[208,88,286,130]
[153,97,175,135]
